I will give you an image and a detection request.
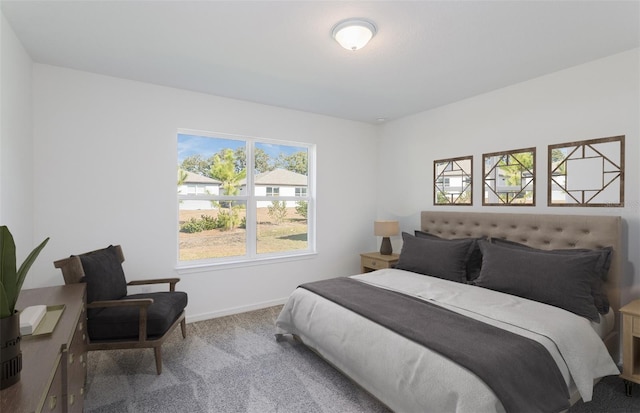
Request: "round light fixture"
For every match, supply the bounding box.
[332,19,377,51]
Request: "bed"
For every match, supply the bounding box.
[275,211,622,413]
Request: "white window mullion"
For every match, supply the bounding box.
[307,144,316,252]
[245,141,257,259]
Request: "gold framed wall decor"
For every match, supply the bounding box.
[434,156,472,205]
[548,135,624,207]
[483,148,535,206]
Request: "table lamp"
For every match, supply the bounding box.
[374,220,399,255]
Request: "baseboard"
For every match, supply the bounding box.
[185,297,288,323]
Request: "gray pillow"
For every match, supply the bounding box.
[488,238,611,314]
[415,230,483,281]
[396,232,475,283]
[475,240,601,321]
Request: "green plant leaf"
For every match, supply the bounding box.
[14,237,50,310]
[0,226,49,316]
[0,226,17,314]
[0,280,11,318]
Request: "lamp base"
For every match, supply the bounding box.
[379,237,392,255]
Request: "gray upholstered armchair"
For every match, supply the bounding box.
[54,245,187,374]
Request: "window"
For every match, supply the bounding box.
[177,130,315,265]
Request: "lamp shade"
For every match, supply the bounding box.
[374,220,399,237]
[332,19,377,51]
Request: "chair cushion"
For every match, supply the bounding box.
[87,291,188,341]
[79,245,128,313]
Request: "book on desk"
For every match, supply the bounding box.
[19,304,47,335]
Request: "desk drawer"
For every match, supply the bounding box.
[42,358,63,413]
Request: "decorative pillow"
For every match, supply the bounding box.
[79,245,128,310]
[396,232,475,283]
[475,240,601,321]
[415,230,483,281]
[488,238,612,314]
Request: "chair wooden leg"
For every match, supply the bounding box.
[154,347,162,375]
[181,318,187,339]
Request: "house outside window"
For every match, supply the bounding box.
[177,130,315,265]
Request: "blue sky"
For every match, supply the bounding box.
[177,134,242,163]
[178,133,303,164]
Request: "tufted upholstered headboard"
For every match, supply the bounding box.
[420,211,622,359]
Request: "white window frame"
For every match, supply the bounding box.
[177,129,316,270]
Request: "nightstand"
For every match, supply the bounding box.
[360,252,399,273]
[620,299,640,396]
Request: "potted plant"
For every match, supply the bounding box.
[0,226,49,389]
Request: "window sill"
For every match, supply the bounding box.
[175,251,318,275]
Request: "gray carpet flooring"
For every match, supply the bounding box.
[84,306,640,413]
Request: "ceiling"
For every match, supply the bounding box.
[2,1,639,124]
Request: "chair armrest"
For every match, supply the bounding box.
[127,278,181,292]
[87,298,153,309]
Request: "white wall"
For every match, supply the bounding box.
[0,13,35,260]
[4,13,639,320]
[29,65,379,321]
[378,49,640,305]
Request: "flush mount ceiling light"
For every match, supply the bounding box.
[332,19,377,51]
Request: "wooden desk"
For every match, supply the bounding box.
[0,284,87,413]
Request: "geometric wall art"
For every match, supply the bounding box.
[548,135,624,207]
[434,156,473,205]
[483,147,535,206]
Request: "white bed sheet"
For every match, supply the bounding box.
[592,307,615,339]
[275,269,619,413]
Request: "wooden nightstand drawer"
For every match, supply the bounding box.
[364,257,384,270]
[633,317,640,336]
[360,252,399,273]
[620,299,640,395]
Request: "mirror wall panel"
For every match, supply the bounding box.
[482,148,535,206]
[548,136,624,207]
[434,156,472,205]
